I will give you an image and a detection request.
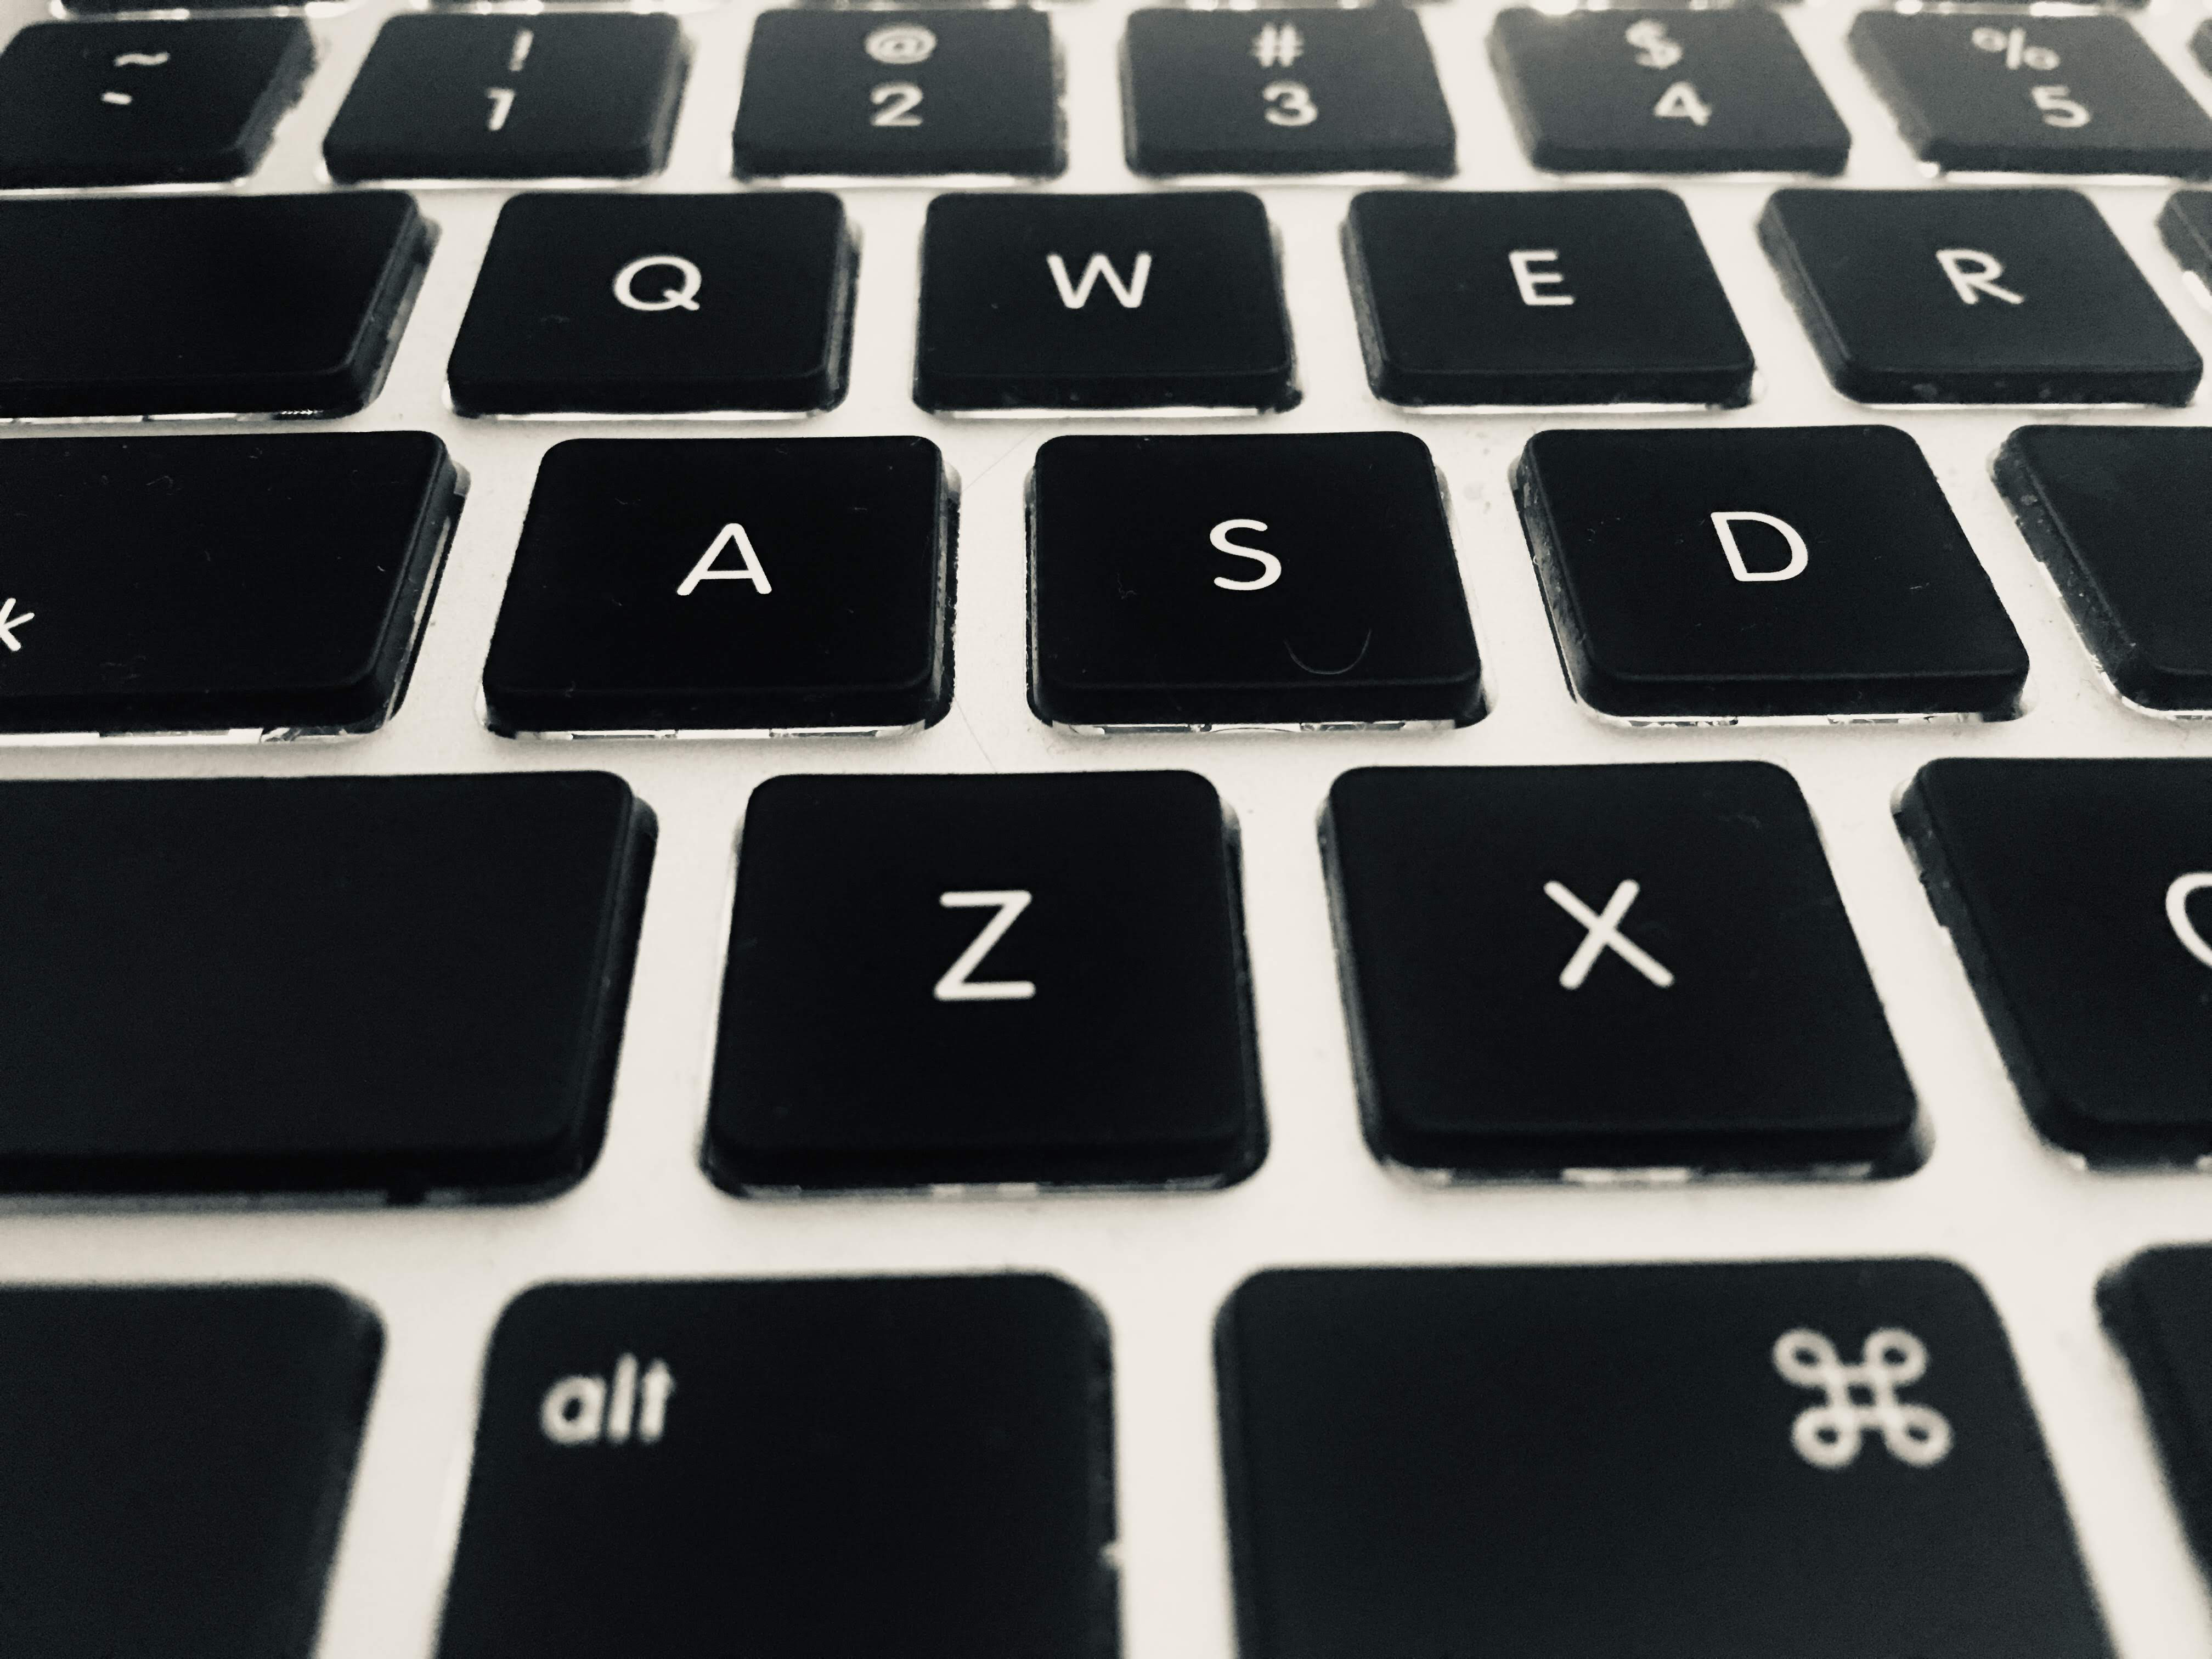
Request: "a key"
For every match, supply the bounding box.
[1344,188,1753,407]
[0,1284,380,1659]
[1994,426,2212,712]
[2100,1246,2212,1581]
[2159,188,2212,306]
[0,432,458,738]
[0,193,425,419]
[1220,1260,2114,1659]
[1514,425,2028,720]
[0,19,311,187]
[1488,9,1849,174]
[707,771,1263,1192]
[0,772,652,1199]
[1324,764,1918,1178]
[323,14,684,182]
[484,437,951,736]
[915,191,1295,413]
[436,1276,1114,1659]
[1124,8,1455,177]
[1854,14,2212,178]
[733,12,1060,179]
[1760,188,2200,405]
[447,193,854,416]
[1029,431,1482,730]
[1898,758,2212,1163]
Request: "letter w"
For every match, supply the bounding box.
[1047,252,1152,310]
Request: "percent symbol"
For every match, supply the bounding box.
[1971,26,2059,71]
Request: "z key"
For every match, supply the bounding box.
[1853,14,2212,178]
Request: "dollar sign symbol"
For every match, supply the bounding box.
[1624,20,1683,69]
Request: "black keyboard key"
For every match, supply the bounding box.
[0,193,424,419]
[1325,764,1918,1178]
[1899,758,2212,1163]
[484,437,950,736]
[915,191,1295,413]
[733,12,1060,179]
[1221,1261,2113,1659]
[1489,9,1849,174]
[1345,188,1752,408]
[0,772,652,1199]
[1761,188,2200,405]
[2159,187,2212,304]
[1515,426,2027,720]
[0,432,456,737]
[0,19,311,187]
[1994,426,2212,712]
[707,772,1262,1192]
[1124,8,1454,177]
[0,1284,380,1659]
[1030,432,1480,730]
[323,14,684,182]
[437,1276,1113,1659]
[2100,1246,2212,1579]
[1854,14,2212,178]
[448,193,853,416]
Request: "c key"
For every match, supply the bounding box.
[706,771,1263,1193]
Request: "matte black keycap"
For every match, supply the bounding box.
[1761,188,2201,404]
[324,14,684,182]
[448,193,854,416]
[1221,1261,2113,1659]
[1030,432,1481,730]
[1345,188,1753,407]
[1515,426,2028,720]
[916,191,1295,412]
[0,772,652,1199]
[1124,8,1454,177]
[0,432,458,737]
[2159,188,2212,301]
[0,1284,380,1659]
[708,772,1262,1192]
[1854,14,2212,178]
[437,1276,1113,1659]
[1489,9,1849,174]
[484,437,950,736]
[1899,758,2212,1163]
[0,193,425,418]
[1994,426,2212,712]
[0,19,311,187]
[2100,1246,2212,1579]
[733,11,1060,179]
[1325,764,1918,1177]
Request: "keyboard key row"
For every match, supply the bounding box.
[13,421,2212,742]
[47,1255,2212,1657]
[13,7,2212,186]
[7,184,2201,420]
[0,757,2204,1198]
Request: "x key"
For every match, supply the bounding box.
[1324,763,1918,1180]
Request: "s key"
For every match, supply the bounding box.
[707,771,1263,1193]
[1221,1260,2114,1659]
[0,193,425,419]
[1029,431,1482,730]
[0,432,459,739]
[437,1276,1116,1659]
[1761,188,2200,405]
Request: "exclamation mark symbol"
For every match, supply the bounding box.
[508,29,534,73]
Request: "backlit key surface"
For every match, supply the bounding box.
[1220,1261,2114,1659]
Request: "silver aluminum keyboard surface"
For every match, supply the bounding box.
[4,0,2212,1650]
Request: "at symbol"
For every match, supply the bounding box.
[866,24,935,65]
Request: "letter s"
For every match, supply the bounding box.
[1209,519,1282,591]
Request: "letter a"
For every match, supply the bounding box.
[1047,252,1153,310]
[676,523,772,596]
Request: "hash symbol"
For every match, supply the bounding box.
[1774,1328,1952,1470]
[1252,23,1302,68]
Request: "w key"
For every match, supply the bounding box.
[0,433,458,738]
[0,194,426,419]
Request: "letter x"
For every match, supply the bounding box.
[1543,879,1675,991]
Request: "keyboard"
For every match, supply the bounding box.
[2,0,2212,1651]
